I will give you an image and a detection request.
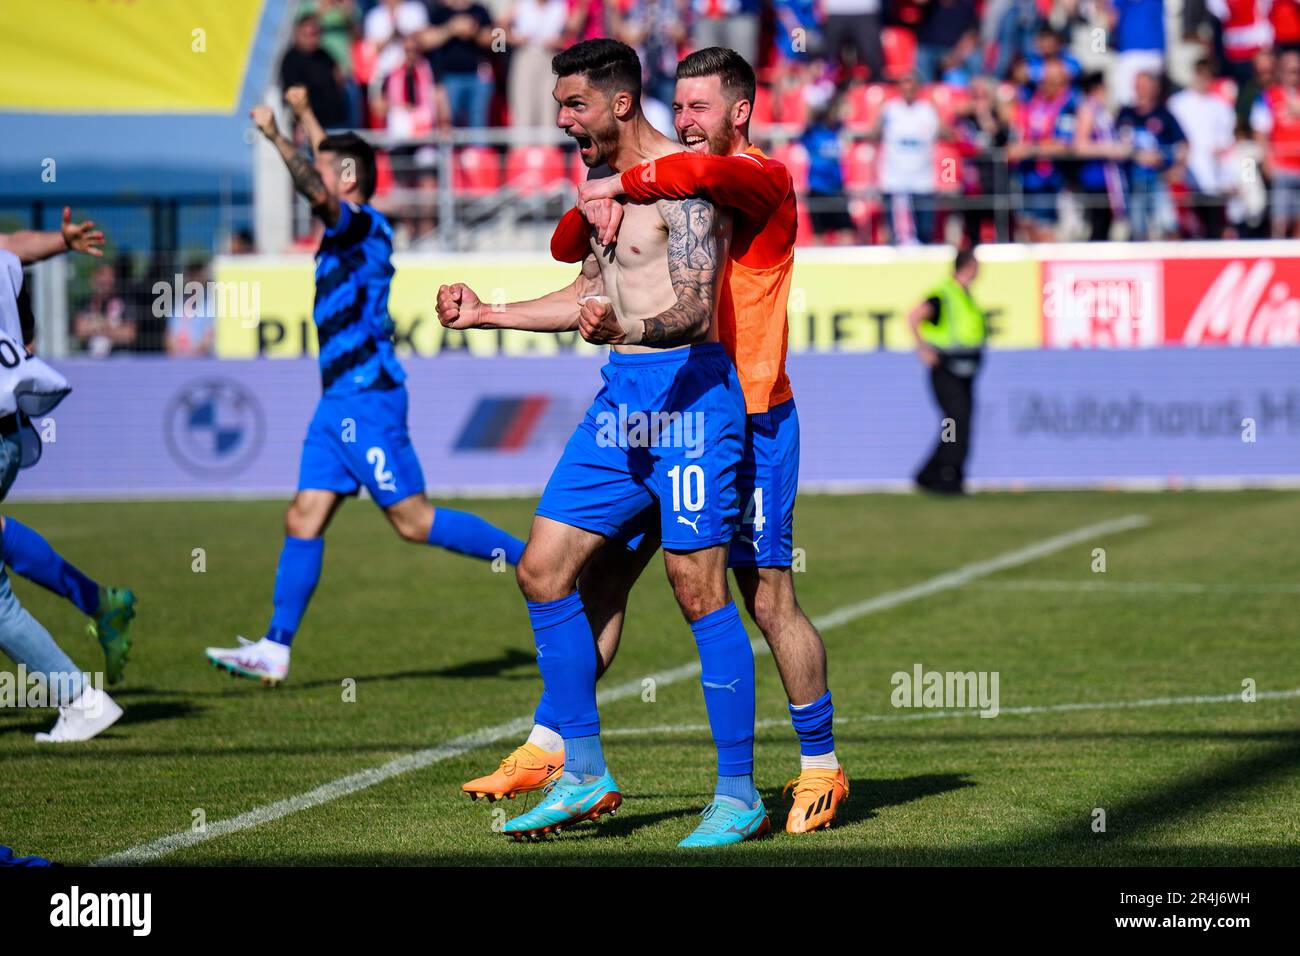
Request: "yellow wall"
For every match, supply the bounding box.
[212,253,1043,358]
[1,0,263,112]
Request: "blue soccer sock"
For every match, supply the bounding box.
[563,734,606,781]
[789,690,837,767]
[2,518,100,617]
[715,773,759,809]
[691,602,758,804]
[533,690,562,737]
[265,536,325,647]
[526,592,602,778]
[427,508,525,565]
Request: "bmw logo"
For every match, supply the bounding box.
[164,378,265,478]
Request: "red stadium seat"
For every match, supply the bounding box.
[569,149,587,187]
[751,86,775,128]
[882,27,917,80]
[777,85,809,126]
[845,83,895,131]
[928,83,970,125]
[848,197,881,241]
[1210,77,1238,105]
[770,141,810,193]
[372,149,395,198]
[454,146,503,197]
[842,140,878,193]
[506,145,567,192]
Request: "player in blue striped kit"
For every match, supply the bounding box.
[204,88,524,684]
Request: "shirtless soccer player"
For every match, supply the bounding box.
[204,87,525,684]
[436,39,765,847]
[464,48,848,834]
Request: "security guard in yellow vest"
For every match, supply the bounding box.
[907,248,986,494]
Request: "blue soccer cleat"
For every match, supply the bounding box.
[677,798,771,848]
[501,771,622,841]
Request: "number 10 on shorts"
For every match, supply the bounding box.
[668,464,705,513]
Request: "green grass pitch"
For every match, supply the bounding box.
[1,490,1298,866]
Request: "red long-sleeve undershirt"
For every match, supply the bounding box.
[550,149,796,268]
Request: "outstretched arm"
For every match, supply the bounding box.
[595,152,790,220]
[0,207,104,264]
[437,254,603,332]
[250,104,341,227]
[285,85,328,154]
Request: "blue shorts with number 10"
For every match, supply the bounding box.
[537,343,745,551]
[617,396,800,568]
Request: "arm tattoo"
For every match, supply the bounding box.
[640,197,721,346]
[285,150,330,208]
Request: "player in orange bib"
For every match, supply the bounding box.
[460,47,846,834]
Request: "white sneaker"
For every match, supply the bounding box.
[34,685,124,743]
[205,636,290,685]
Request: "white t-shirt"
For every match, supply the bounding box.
[879,99,939,194]
[0,249,71,432]
[1168,88,1235,194]
[823,0,881,14]
[365,2,430,84]
[364,1,430,45]
[0,250,23,343]
[512,0,568,45]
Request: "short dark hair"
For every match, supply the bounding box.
[676,47,757,108]
[552,38,641,99]
[318,132,377,200]
[1080,70,1106,94]
[955,247,978,273]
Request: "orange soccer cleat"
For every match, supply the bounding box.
[783,765,849,833]
[462,743,563,802]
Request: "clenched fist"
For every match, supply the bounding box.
[579,296,635,345]
[250,105,279,140]
[436,283,484,329]
[284,86,311,117]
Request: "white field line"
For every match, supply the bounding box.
[605,688,1300,738]
[973,580,1300,596]
[94,513,1149,866]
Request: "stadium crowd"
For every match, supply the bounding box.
[61,0,1300,356]
[268,0,1300,248]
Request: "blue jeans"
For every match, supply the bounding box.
[916,43,983,84]
[995,1,1040,78]
[0,435,83,703]
[1127,176,1164,240]
[443,72,491,128]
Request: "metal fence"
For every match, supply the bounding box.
[315,125,1273,252]
[0,194,252,357]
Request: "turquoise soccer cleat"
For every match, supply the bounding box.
[502,771,622,840]
[89,586,136,685]
[677,798,771,848]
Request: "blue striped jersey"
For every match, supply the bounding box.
[313,202,406,396]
